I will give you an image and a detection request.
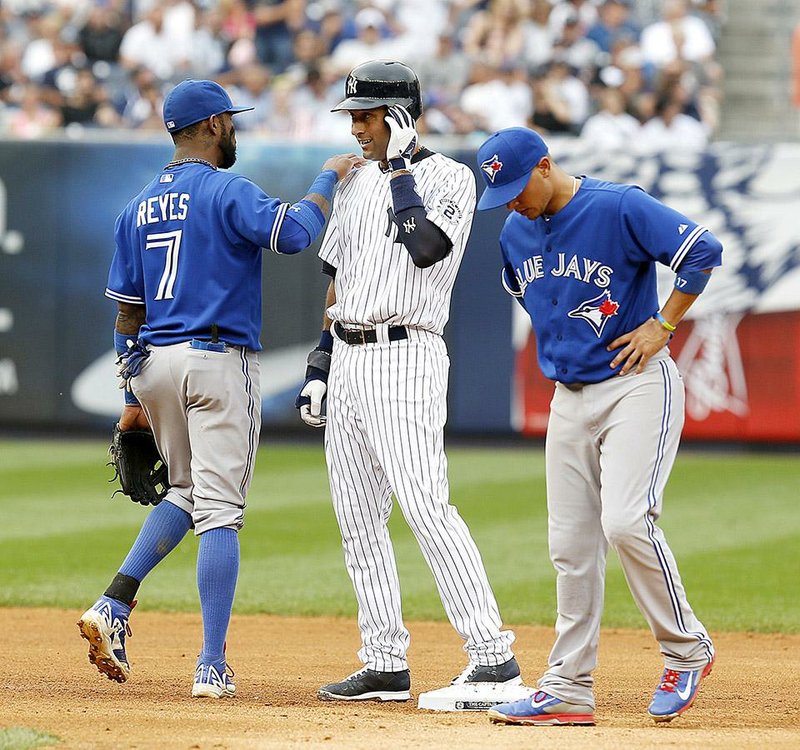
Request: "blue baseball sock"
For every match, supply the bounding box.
[197,527,239,664]
[118,501,192,582]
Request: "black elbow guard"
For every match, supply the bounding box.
[393,206,452,268]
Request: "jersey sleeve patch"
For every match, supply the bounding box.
[434,197,463,225]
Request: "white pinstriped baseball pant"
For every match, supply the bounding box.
[324,327,516,672]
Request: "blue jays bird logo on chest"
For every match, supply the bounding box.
[480,154,503,183]
[568,289,620,337]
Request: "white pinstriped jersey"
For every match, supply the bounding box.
[319,152,476,335]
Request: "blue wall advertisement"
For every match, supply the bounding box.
[0,138,798,440]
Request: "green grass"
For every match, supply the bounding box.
[0,727,60,750]
[1,439,798,632]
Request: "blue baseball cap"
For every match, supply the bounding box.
[476,127,549,210]
[163,79,253,133]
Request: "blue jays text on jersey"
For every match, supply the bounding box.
[499,177,722,384]
[106,162,297,351]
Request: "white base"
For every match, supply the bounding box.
[417,682,534,712]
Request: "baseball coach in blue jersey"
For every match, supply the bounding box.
[475,127,721,726]
[77,79,364,698]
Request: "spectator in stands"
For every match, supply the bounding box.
[78,5,125,67]
[292,65,350,141]
[228,63,273,131]
[393,0,449,59]
[221,0,257,43]
[285,27,325,83]
[262,74,298,137]
[119,5,188,82]
[414,32,472,108]
[20,14,62,83]
[252,0,306,74]
[580,84,640,148]
[460,61,533,133]
[586,0,640,55]
[315,4,349,56]
[536,57,590,132]
[463,0,529,70]
[6,85,61,138]
[523,0,555,71]
[58,68,109,127]
[188,7,228,79]
[639,0,715,69]
[555,16,601,72]
[0,0,727,141]
[638,89,708,151]
[120,66,165,129]
[549,0,598,38]
[329,7,398,74]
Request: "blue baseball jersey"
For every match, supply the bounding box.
[106,162,292,351]
[500,177,722,384]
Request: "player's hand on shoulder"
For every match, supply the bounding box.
[323,153,367,181]
[385,105,418,167]
[607,318,672,376]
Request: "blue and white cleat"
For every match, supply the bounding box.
[488,690,595,726]
[648,657,714,722]
[77,596,134,683]
[192,658,236,699]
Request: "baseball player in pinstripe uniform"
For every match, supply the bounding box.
[295,61,519,702]
[475,127,719,726]
[77,79,362,698]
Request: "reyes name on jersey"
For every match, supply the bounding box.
[106,162,292,350]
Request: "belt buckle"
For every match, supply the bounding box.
[345,328,365,345]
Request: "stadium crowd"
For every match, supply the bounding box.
[0,0,724,150]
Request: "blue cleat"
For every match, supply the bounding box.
[192,657,236,699]
[488,690,595,726]
[77,596,134,683]
[648,657,714,722]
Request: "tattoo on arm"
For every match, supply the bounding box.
[304,193,330,218]
[116,302,145,336]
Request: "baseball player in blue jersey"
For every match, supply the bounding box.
[77,79,362,698]
[475,128,720,726]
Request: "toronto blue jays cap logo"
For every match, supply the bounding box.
[476,127,549,210]
[568,289,620,337]
[480,154,503,183]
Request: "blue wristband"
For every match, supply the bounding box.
[114,330,140,405]
[114,330,133,355]
[674,269,711,295]
[287,199,326,239]
[319,329,333,353]
[306,169,337,204]
[390,172,424,212]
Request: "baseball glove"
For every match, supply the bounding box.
[109,424,169,506]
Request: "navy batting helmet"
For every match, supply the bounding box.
[332,60,423,120]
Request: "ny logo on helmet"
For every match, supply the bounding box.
[347,76,358,95]
[480,154,503,183]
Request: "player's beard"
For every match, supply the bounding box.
[219,123,237,169]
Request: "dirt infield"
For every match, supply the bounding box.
[1,609,798,749]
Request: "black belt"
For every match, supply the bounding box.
[334,321,408,345]
[561,381,586,391]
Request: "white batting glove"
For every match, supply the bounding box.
[299,379,327,428]
[385,105,418,171]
